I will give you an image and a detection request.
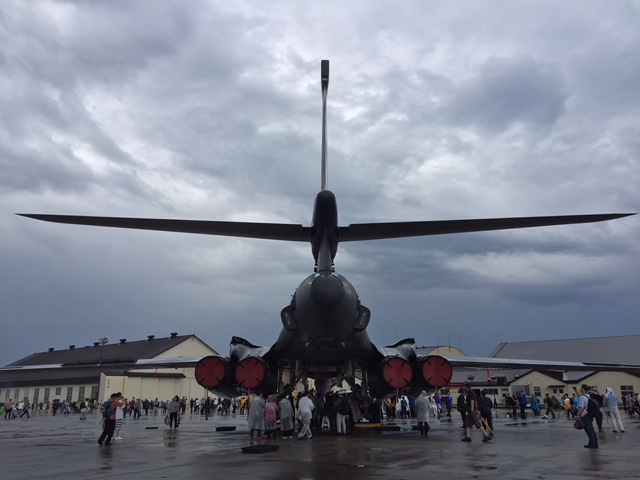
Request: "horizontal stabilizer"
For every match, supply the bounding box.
[338,213,635,242]
[18,212,634,244]
[17,214,311,242]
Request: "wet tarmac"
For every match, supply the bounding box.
[1,410,638,479]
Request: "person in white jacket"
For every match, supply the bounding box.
[297,391,314,439]
[413,391,430,438]
[603,388,625,433]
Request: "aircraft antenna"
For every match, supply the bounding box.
[321,59,329,191]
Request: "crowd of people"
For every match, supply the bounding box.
[245,387,493,442]
[1,398,93,417]
[245,390,357,440]
[5,384,636,451]
[570,384,629,449]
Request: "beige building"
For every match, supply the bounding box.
[0,333,218,405]
[448,335,640,402]
[2,334,638,404]
[491,335,639,399]
[417,345,466,358]
[509,369,638,399]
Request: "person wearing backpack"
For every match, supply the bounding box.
[264,395,279,439]
[335,393,351,435]
[98,393,118,446]
[576,384,598,449]
[589,387,605,433]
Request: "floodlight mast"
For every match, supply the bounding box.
[321,59,329,191]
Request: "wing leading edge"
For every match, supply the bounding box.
[17,212,635,243]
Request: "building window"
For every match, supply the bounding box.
[33,388,40,406]
[66,387,73,402]
[534,387,541,397]
[620,385,634,397]
[483,388,499,395]
[90,386,99,400]
[24,388,30,401]
[44,388,50,403]
[55,387,61,396]
[78,386,86,401]
[14,389,20,400]
[0,390,3,399]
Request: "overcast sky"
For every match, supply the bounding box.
[1,1,638,367]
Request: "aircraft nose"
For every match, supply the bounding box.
[310,273,345,308]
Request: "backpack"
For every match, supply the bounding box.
[338,398,350,415]
[265,403,277,422]
[590,392,604,408]
[102,401,114,419]
[586,395,600,417]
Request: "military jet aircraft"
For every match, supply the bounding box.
[19,60,636,398]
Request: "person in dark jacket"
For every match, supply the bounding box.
[543,393,556,419]
[589,387,605,433]
[456,389,467,428]
[477,390,494,436]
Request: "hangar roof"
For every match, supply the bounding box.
[489,335,640,365]
[0,333,208,388]
[6,333,199,367]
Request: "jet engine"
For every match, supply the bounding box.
[367,339,453,398]
[367,355,414,398]
[195,355,232,390]
[234,356,271,391]
[194,337,278,397]
[416,355,453,390]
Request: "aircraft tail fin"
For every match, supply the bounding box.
[321,59,329,191]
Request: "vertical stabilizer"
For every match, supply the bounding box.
[321,60,329,191]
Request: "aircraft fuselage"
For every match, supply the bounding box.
[274,189,375,365]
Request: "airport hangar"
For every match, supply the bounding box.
[0,333,218,406]
[1,334,638,406]
[442,335,640,402]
